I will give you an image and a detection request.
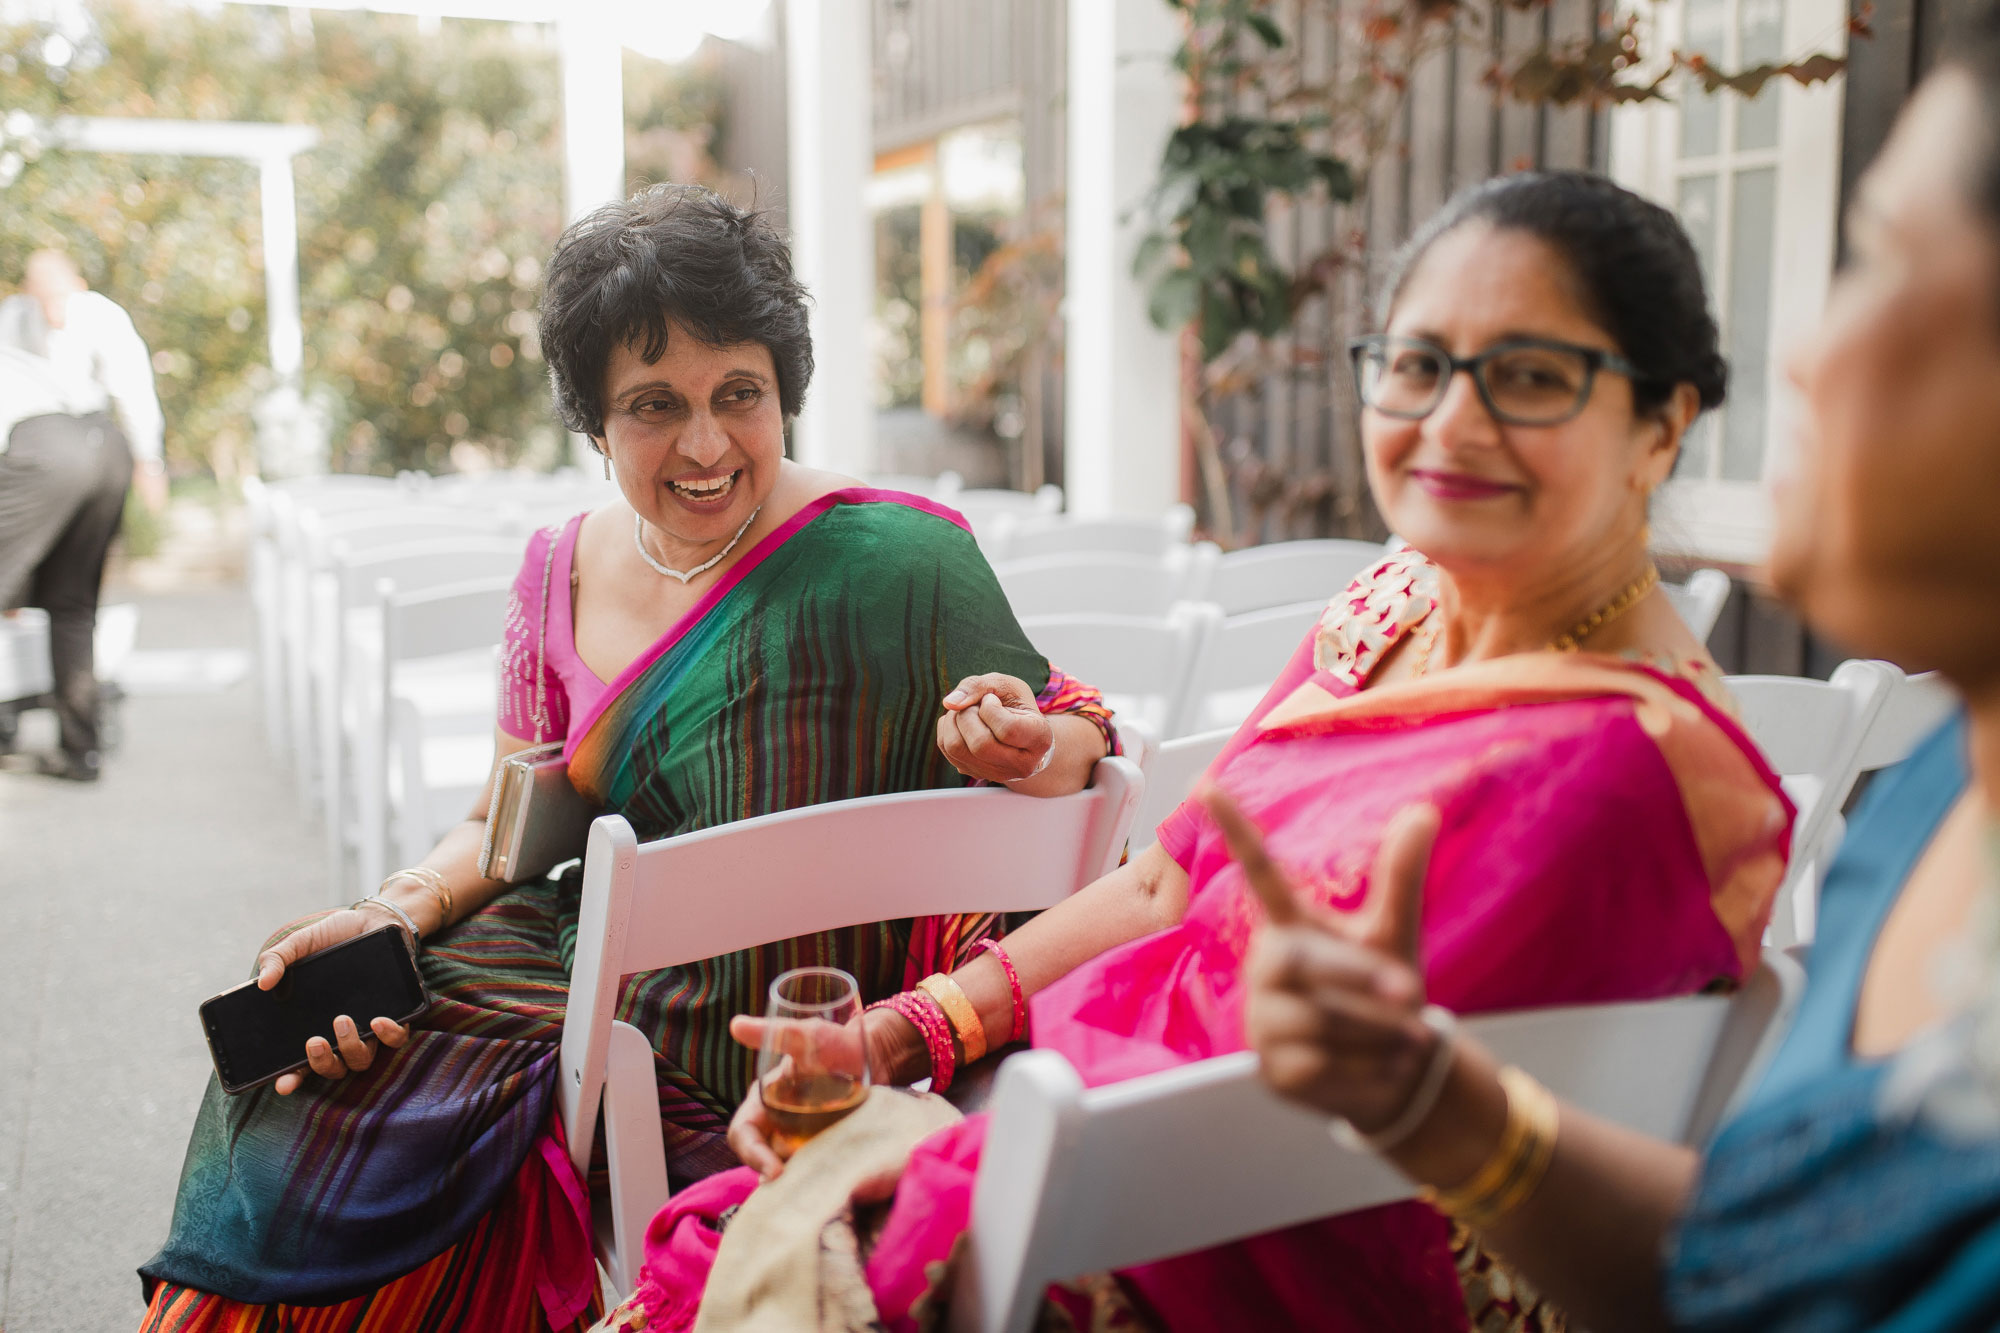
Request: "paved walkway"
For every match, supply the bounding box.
[1,582,323,1333]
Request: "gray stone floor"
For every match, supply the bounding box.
[0,583,323,1333]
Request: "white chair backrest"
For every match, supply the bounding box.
[991,506,1197,562]
[1130,726,1234,848]
[333,536,525,611]
[1193,539,1386,616]
[1019,605,1222,739]
[1854,669,1956,772]
[954,949,1804,1333]
[379,576,515,667]
[1726,660,1898,947]
[952,486,1064,543]
[1177,600,1323,738]
[995,549,1213,619]
[561,755,1145,1295]
[1663,568,1732,642]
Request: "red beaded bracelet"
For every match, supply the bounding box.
[973,938,1026,1044]
[868,992,957,1092]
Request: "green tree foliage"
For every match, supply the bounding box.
[0,3,721,478]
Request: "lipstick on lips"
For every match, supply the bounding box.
[1408,468,1520,501]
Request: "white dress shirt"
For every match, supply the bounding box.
[0,346,110,456]
[0,290,164,462]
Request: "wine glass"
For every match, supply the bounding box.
[757,966,871,1155]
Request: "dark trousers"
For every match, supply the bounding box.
[0,412,134,760]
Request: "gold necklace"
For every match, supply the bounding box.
[1547,564,1660,653]
[1409,562,1659,676]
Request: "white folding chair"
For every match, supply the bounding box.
[995,548,1217,619]
[1177,600,1323,738]
[1019,604,1222,739]
[987,506,1197,564]
[0,608,53,706]
[253,476,402,755]
[1726,660,1899,948]
[314,539,522,891]
[291,507,510,810]
[1663,568,1732,643]
[371,577,513,889]
[559,755,1145,1297]
[953,948,1805,1333]
[1780,667,1957,945]
[1190,538,1388,616]
[1128,726,1235,849]
[952,485,1064,547]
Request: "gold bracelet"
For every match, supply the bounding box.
[1420,1066,1560,1230]
[383,867,452,928]
[915,973,987,1064]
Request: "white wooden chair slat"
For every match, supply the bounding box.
[1662,568,1732,643]
[1019,606,1221,740]
[1129,726,1234,848]
[1192,538,1388,616]
[994,549,1214,619]
[1178,600,1324,738]
[561,756,1146,1297]
[954,950,1804,1333]
[987,506,1196,563]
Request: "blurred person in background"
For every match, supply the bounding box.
[0,249,166,511]
[0,338,141,781]
[0,248,164,780]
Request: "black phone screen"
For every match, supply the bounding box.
[199,926,428,1093]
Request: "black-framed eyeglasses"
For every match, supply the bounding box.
[1347,334,1644,427]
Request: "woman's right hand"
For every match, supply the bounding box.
[724,1006,926,1180]
[254,909,415,1096]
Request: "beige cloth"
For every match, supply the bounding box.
[692,1087,962,1333]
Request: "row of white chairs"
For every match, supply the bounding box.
[249,469,1735,898]
[245,470,617,894]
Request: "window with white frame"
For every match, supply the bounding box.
[1609,0,1847,564]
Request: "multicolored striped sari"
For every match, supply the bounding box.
[139,489,1105,1333]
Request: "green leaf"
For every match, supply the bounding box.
[1245,13,1286,47]
[1147,266,1203,331]
[1184,209,1230,271]
[1131,231,1170,280]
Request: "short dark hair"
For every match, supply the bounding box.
[1378,171,1728,416]
[540,184,813,437]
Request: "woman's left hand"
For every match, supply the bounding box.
[937,673,1053,783]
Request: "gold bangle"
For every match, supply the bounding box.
[1420,1066,1559,1230]
[915,973,987,1064]
[383,867,452,927]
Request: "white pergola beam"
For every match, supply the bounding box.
[46,116,318,392]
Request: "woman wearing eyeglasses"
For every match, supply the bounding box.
[588,170,1793,1332]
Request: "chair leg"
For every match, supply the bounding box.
[600,1019,669,1301]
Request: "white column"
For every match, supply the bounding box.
[784,0,876,477]
[258,155,304,383]
[1064,0,1183,519]
[559,14,627,223]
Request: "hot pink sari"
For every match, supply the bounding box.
[607,551,1793,1333]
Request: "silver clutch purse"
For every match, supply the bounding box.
[476,525,599,884]
[478,741,598,883]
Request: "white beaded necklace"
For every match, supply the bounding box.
[633,508,761,584]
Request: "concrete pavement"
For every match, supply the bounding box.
[1,583,323,1333]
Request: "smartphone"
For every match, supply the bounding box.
[199,926,429,1094]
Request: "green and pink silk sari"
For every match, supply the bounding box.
[139,490,1114,1333]
[609,548,1795,1333]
